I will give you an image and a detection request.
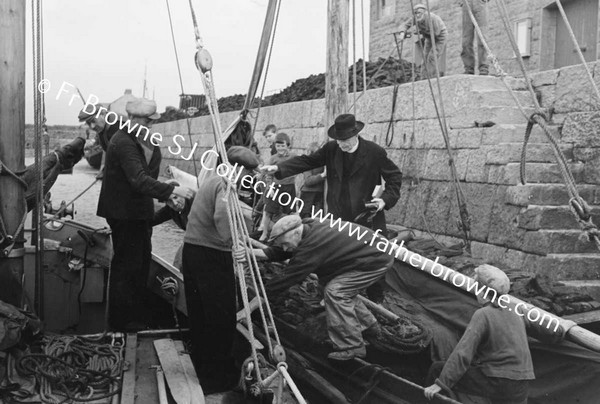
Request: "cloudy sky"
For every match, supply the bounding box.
[25,0,370,125]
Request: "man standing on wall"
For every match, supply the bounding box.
[397,3,447,78]
[459,0,489,75]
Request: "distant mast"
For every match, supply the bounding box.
[142,63,148,98]
[0,0,26,306]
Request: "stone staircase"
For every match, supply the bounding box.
[387,74,600,282]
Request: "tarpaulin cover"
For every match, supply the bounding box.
[384,261,600,404]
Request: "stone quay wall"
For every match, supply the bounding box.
[154,63,600,281]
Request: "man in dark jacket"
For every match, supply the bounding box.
[97,98,193,330]
[253,215,393,361]
[262,114,402,236]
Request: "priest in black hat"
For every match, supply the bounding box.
[262,113,402,235]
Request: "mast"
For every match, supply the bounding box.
[325,0,350,138]
[0,0,26,306]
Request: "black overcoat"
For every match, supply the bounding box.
[276,137,402,232]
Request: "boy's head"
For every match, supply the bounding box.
[474,265,510,305]
[275,132,291,155]
[263,124,277,145]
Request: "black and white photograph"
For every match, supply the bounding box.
[2,0,600,403]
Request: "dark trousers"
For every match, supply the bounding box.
[299,191,323,218]
[182,243,237,382]
[107,218,153,330]
[427,361,529,404]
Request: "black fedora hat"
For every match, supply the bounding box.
[327,114,365,140]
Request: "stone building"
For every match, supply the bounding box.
[369,0,600,76]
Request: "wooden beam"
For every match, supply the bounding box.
[325,0,350,139]
[0,0,26,307]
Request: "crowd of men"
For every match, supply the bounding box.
[79,91,534,402]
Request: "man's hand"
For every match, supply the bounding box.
[371,198,386,212]
[423,384,442,400]
[261,165,279,174]
[172,186,195,200]
[396,31,406,41]
[320,167,327,178]
[233,245,247,263]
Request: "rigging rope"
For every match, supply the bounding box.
[185,2,305,401]
[407,0,473,253]
[352,0,358,112]
[462,0,600,251]
[165,0,199,185]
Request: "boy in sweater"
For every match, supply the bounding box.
[424,265,535,403]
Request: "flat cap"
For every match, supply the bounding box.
[125,98,161,120]
[413,3,427,10]
[268,215,302,243]
[474,264,510,295]
[227,146,260,170]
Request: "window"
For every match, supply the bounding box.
[514,18,532,57]
[378,0,394,19]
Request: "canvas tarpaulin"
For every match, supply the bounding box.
[383,260,600,404]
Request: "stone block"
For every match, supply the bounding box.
[537,85,557,109]
[553,63,599,113]
[354,86,395,123]
[486,143,573,165]
[423,181,454,235]
[561,112,600,147]
[487,187,527,249]
[502,162,584,185]
[392,119,446,149]
[465,148,490,183]
[522,230,600,255]
[401,149,429,178]
[517,206,577,231]
[448,107,534,129]
[531,69,559,87]
[462,183,498,242]
[423,149,454,181]
[505,183,598,207]
[532,254,600,280]
[449,128,483,149]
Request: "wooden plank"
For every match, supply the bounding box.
[121,334,138,404]
[173,340,205,404]
[154,338,192,404]
[236,323,264,350]
[564,309,600,325]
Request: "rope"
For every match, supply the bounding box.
[360,0,367,96]
[185,4,304,401]
[352,0,357,112]
[464,0,600,251]
[384,85,399,147]
[165,0,199,185]
[15,335,123,403]
[51,178,99,219]
[410,0,473,253]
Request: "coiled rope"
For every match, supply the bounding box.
[16,335,123,403]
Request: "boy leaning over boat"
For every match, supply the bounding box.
[424,265,535,403]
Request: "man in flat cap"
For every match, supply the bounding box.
[424,265,534,403]
[97,98,193,331]
[252,214,392,361]
[397,3,447,78]
[262,114,402,237]
[182,146,260,394]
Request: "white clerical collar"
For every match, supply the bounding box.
[346,139,360,154]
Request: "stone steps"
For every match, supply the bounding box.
[531,254,600,280]
[522,230,600,255]
[517,205,600,230]
[505,183,600,206]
